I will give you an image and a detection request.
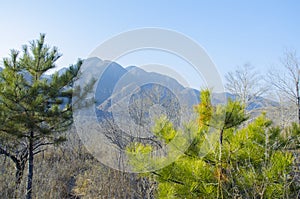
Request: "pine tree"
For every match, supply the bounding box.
[0,34,81,199]
[127,90,297,198]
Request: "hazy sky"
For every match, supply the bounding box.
[0,1,299,88]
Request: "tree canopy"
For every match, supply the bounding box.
[128,90,300,198]
[0,34,81,199]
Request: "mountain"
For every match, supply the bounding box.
[90,59,279,128]
[95,60,127,105]
[92,59,200,126]
[0,60,277,115]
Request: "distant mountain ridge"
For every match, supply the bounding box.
[89,58,201,123]
[0,59,277,114]
[60,58,275,115]
[90,58,279,119]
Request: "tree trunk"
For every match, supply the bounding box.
[217,129,224,199]
[26,131,34,199]
[15,159,25,187]
[298,96,300,124]
[0,146,26,195]
[296,80,300,124]
[13,159,26,198]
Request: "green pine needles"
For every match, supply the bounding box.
[0,34,81,199]
[127,90,300,199]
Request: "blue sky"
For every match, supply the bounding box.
[0,1,299,88]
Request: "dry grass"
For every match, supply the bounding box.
[0,128,155,198]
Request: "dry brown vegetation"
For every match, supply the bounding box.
[0,127,156,198]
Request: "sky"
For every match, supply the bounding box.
[0,1,299,89]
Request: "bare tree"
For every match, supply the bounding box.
[268,50,300,124]
[269,92,298,128]
[225,63,267,111]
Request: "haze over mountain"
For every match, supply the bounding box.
[60,57,276,123]
[0,57,276,115]
[89,58,201,123]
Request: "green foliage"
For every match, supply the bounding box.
[221,114,295,198]
[153,116,177,144]
[0,34,80,140]
[0,34,81,198]
[128,90,298,198]
[195,89,212,129]
[127,117,189,173]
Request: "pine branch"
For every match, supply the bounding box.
[0,145,18,164]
